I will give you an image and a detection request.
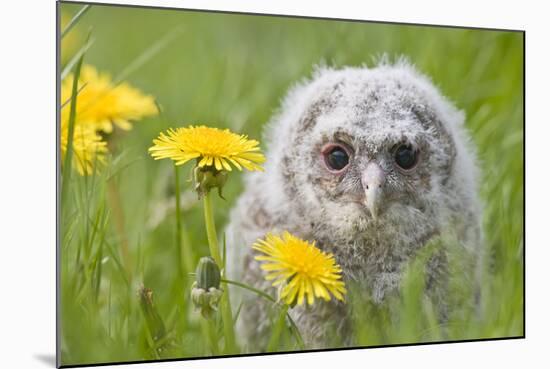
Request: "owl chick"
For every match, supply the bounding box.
[226,60,482,350]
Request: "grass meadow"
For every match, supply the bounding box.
[58,2,524,366]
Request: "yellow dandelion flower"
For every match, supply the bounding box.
[253,232,347,306]
[61,64,158,133]
[60,121,107,176]
[148,125,266,171]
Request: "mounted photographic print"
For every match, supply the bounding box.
[57,1,524,367]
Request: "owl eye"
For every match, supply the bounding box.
[394,144,418,170]
[322,143,350,172]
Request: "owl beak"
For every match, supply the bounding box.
[362,162,386,220]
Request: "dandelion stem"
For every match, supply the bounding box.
[222,278,305,349]
[205,320,220,355]
[203,192,221,265]
[173,164,184,279]
[202,191,237,353]
[221,278,276,303]
[267,304,289,352]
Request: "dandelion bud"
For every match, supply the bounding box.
[193,166,228,199]
[195,256,221,289]
[191,257,223,319]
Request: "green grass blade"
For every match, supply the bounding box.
[61,38,95,80]
[222,232,227,271]
[61,4,91,39]
[112,26,184,85]
[61,32,90,207]
[266,305,288,352]
[61,82,88,109]
[232,301,243,326]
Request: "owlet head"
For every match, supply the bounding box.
[267,62,464,240]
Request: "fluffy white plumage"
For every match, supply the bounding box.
[226,60,482,350]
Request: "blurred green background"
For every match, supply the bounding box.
[59,2,523,366]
